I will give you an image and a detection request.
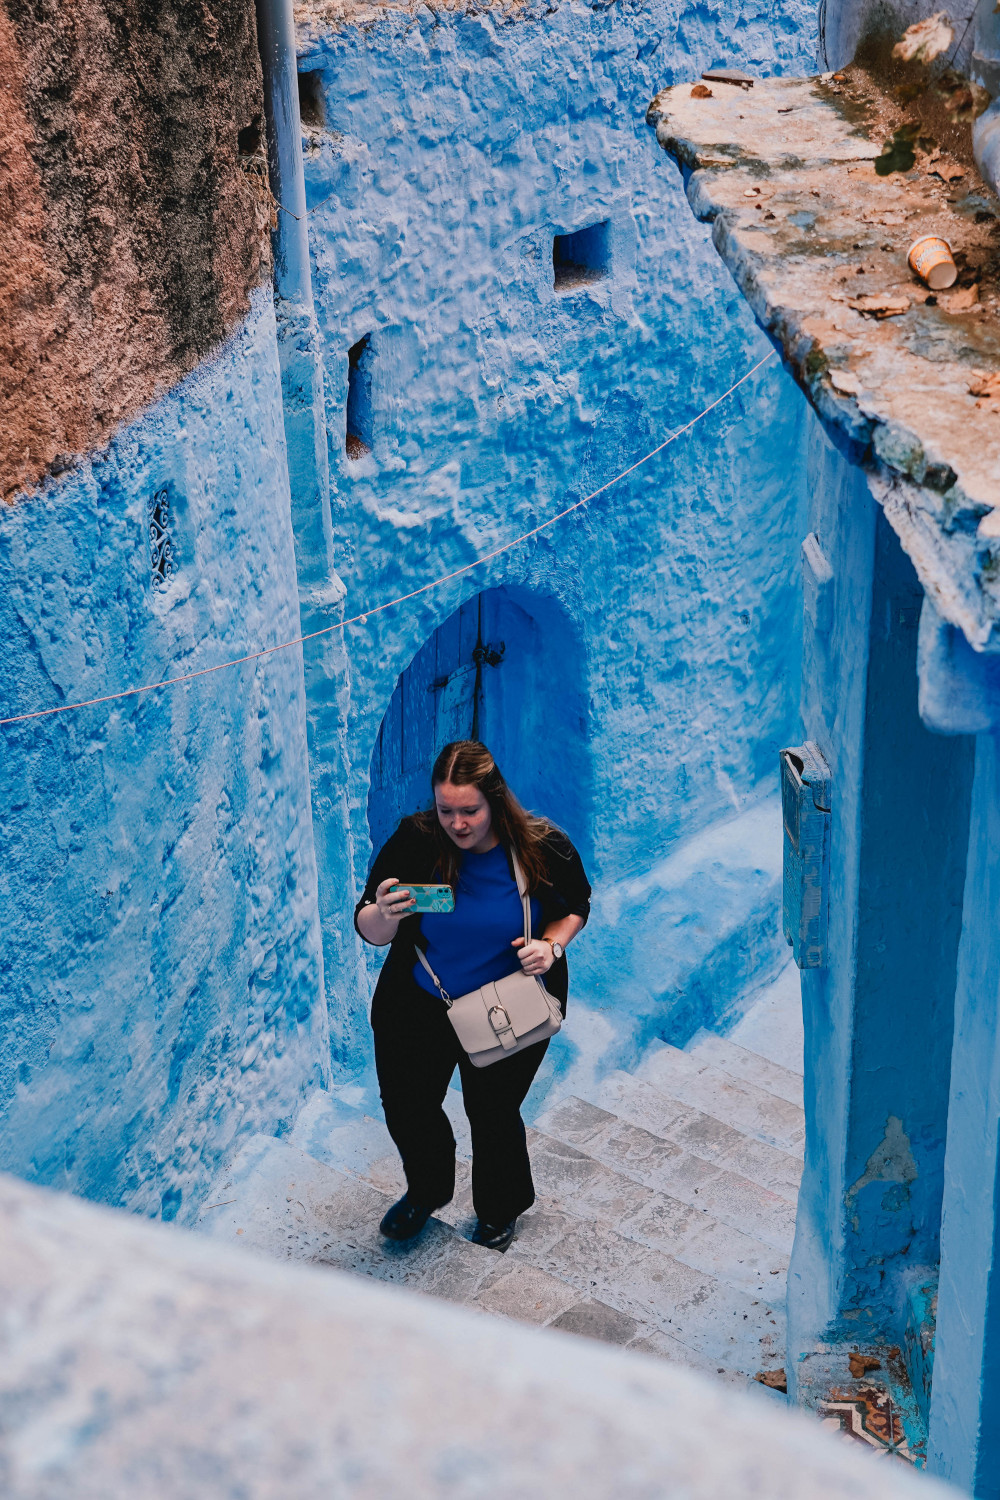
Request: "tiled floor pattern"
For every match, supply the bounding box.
[797,1345,927,1467]
[203,964,804,1391]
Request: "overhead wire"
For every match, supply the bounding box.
[0,348,777,729]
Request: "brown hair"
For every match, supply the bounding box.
[413,741,554,892]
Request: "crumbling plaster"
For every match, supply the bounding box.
[647,73,1000,668]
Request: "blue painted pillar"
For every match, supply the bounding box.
[255,0,366,1060]
[788,426,974,1386]
[928,731,1000,1495]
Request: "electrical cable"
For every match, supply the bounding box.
[0,348,776,729]
[946,0,984,69]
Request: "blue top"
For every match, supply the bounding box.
[413,843,543,998]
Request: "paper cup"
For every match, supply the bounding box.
[908,236,958,290]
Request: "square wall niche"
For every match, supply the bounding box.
[553,221,610,290]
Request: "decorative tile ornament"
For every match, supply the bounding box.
[819,1387,913,1462]
[147,487,174,590]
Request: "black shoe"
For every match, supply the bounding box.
[471,1217,518,1252]
[379,1194,436,1242]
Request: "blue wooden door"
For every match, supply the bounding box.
[368,593,506,855]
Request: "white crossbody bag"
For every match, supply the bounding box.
[414,849,563,1068]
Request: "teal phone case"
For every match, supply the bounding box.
[390,884,455,914]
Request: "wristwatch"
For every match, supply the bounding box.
[543,938,565,960]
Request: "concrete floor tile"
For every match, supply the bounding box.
[585,1118,687,1179]
[549,1298,639,1346]
[689,1170,796,1252]
[633,1267,785,1365]
[506,1205,574,1257]
[615,1191,713,1257]
[678,1217,790,1299]
[315,1219,494,1303]
[626,1329,751,1385]
[528,1133,655,1225]
[664,1107,747,1163]
[520,1216,772,1365]
[520,1215,656,1299]
[474,1263,580,1325]
[364,1152,407,1199]
[637,1143,724,1199]
[718,1134,802,1203]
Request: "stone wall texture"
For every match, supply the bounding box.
[0,0,271,504]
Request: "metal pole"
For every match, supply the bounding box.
[254,0,313,307]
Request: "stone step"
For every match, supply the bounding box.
[199,1134,494,1301]
[727,961,804,1075]
[297,1079,794,1267]
[359,1137,787,1377]
[506,1202,784,1373]
[595,1071,802,1205]
[199,1133,765,1378]
[687,1033,804,1108]
[636,1043,806,1157]
[290,1087,394,1174]
[535,1095,794,1260]
[289,1078,790,1302]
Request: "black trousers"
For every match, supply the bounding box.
[372,972,549,1225]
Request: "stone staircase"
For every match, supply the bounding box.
[200,965,803,1390]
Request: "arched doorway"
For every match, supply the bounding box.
[368,587,591,862]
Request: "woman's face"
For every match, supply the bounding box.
[434,780,497,853]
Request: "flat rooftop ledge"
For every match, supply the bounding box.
[647,73,1000,652]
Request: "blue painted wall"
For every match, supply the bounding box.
[788,410,975,1397]
[0,292,330,1223]
[297,0,821,1066]
[928,731,1000,1495]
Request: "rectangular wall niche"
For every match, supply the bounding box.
[346,334,374,460]
[553,222,610,290]
[297,70,325,128]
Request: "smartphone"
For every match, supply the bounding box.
[389,883,455,914]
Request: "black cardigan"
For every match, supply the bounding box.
[355,817,592,1009]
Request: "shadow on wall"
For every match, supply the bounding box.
[368,585,593,869]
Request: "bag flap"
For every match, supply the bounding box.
[448,974,553,1053]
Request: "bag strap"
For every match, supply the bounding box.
[413,845,532,1006]
[414,944,452,1006]
[509,847,532,943]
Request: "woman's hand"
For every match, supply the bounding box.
[357,878,415,947]
[511,937,554,977]
[375,878,415,921]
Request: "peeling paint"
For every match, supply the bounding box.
[846,1115,919,1231]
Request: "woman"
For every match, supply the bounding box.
[355,740,591,1251]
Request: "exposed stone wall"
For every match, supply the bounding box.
[0,0,271,505]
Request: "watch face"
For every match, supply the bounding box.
[552,942,564,960]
